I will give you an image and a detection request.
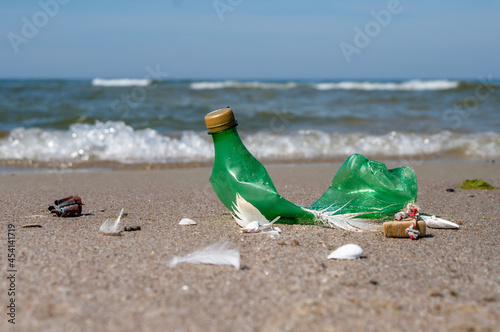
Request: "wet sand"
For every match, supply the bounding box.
[1,161,499,331]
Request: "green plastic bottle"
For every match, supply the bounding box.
[205,108,418,224]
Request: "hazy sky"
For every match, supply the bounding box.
[2,0,499,80]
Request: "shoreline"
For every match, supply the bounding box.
[0,156,497,174]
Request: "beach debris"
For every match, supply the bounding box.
[48,195,83,217]
[305,200,380,232]
[421,215,459,229]
[99,209,124,236]
[169,240,240,269]
[446,188,455,192]
[384,220,426,238]
[232,193,282,237]
[179,218,197,225]
[328,244,363,260]
[22,224,42,228]
[459,179,495,190]
[384,203,425,239]
[124,226,141,231]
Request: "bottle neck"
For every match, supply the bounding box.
[210,126,246,156]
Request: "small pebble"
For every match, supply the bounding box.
[22,224,42,228]
[124,226,141,231]
[290,239,300,246]
[446,188,455,192]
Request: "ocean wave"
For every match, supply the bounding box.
[190,81,298,90]
[313,80,460,91]
[0,121,213,163]
[189,79,461,91]
[91,78,153,87]
[0,122,498,164]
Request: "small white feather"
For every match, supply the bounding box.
[179,218,197,225]
[421,215,459,229]
[232,193,269,227]
[304,201,380,232]
[169,241,240,269]
[328,244,363,260]
[100,208,124,235]
[241,221,260,233]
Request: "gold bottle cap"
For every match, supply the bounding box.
[205,107,237,133]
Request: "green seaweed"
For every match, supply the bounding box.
[459,179,495,190]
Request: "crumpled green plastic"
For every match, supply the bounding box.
[208,123,418,224]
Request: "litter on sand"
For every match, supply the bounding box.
[169,240,240,269]
[100,209,124,236]
[48,195,83,217]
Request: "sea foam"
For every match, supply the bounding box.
[313,80,459,91]
[91,78,153,87]
[0,122,498,164]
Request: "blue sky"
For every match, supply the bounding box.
[1,0,499,79]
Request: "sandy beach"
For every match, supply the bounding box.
[1,161,499,332]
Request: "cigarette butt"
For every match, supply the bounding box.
[383,220,426,238]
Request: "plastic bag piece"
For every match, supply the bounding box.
[48,195,83,217]
[206,108,418,225]
[311,154,418,219]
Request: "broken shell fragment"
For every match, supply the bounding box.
[421,215,459,229]
[179,218,197,225]
[328,244,363,260]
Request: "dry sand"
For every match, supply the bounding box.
[1,161,499,332]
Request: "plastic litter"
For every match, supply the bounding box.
[205,108,418,227]
[48,195,83,217]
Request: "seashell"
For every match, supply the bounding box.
[179,218,197,225]
[240,220,260,233]
[327,244,363,260]
[421,215,459,229]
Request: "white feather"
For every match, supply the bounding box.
[304,201,381,232]
[240,221,260,233]
[169,241,240,269]
[232,193,269,227]
[328,244,363,260]
[421,215,459,229]
[100,208,124,235]
[179,218,197,225]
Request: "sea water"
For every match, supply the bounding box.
[0,78,498,168]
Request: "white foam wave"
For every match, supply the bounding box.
[190,81,298,90]
[314,80,459,91]
[0,121,213,163]
[91,78,153,87]
[0,123,498,164]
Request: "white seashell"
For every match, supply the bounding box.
[421,215,459,229]
[179,218,197,225]
[327,244,363,260]
[240,221,260,233]
[100,208,124,236]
